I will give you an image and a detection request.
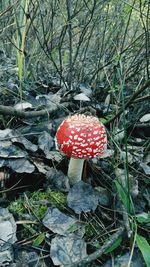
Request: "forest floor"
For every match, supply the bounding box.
[0,53,150,267]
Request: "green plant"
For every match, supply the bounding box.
[9,189,66,220]
[13,0,30,98]
[136,234,150,267]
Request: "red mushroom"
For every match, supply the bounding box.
[55,114,107,185]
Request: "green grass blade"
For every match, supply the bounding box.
[105,236,122,254]
[136,234,150,267]
[115,180,134,213]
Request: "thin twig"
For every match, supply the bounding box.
[0,0,19,17]
[0,104,59,118]
[133,94,150,103]
[106,79,150,125]
[120,203,132,238]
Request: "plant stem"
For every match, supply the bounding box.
[68,158,84,186]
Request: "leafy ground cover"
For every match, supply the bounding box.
[0,69,149,266]
[0,1,150,266]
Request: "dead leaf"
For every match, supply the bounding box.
[50,234,87,266]
[140,113,150,123]
[74,93,90,101]
[14,102,32,110]
[43,207,84,236]
[67,181,99,214]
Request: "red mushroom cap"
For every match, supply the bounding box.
[55,114,107,159]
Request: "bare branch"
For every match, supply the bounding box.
[66,227,124,267]
[106,79,150,125]
[0,105,59,119]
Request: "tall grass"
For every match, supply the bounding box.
[13,0,30,99]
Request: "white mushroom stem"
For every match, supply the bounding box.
[68,158,85,185]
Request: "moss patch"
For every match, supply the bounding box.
[9,189,67,220]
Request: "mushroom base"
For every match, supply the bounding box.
[68,158,84,186]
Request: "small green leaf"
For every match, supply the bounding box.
[115,180,129,211]
[136,234,150,267]
[68,223,79,233]
[63,49,69,65]
[105,236,122,254]
[101,115,113,124]
[32,233,45,247]
[136,212,150,224]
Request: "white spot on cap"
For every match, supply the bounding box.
[82,150,87,153]
[80,143,88,147]
[96,141,101,146]
[78,155,83,158]
[63,141,70,145]
[86,148,92,152]
[104,136,107,142]
[76,148,82,152]
[78,137,83,141]
[74,142,81,145]
[76,128,81,132]
[94,136,100,141]
[73,146,78,149]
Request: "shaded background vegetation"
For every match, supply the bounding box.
[0,1,150,266]
[0,0,150,92]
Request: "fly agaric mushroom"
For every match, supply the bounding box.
[55,114,107,185]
